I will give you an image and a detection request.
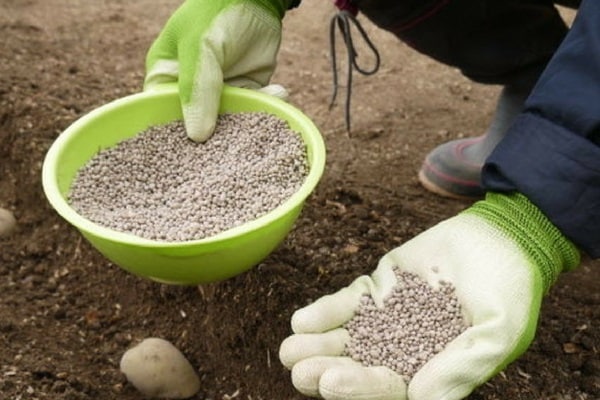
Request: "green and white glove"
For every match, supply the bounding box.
[145,0,292,142]
[279,192,580,400]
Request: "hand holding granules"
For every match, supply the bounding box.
[344,268,469,380]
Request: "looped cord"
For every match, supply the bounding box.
[329,10,381,133]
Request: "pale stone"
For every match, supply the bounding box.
[120,338,200,399]
[0,208,16,237]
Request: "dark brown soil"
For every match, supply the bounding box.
[1,1,598,399]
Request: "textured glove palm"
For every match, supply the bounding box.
[279,192,580,400]
[145,0,289,142]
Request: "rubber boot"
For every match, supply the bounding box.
[418,82,534,199]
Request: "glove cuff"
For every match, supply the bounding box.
[252,0,297,18]
[464,192,580,293]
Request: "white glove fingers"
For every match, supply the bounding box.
[290,357,362,398]
[279,328,350,369]
[221,79,289,101]
[319,365,407,400]
[291,275,377,334]
[183,2,280,143]
[258,84,289,101]
[182,46,223,143]
[292,265,400,334]
[291,357,407,400]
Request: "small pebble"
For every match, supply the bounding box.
[344,269,469,380]
[120,337,200,399]
[0,207,16,237]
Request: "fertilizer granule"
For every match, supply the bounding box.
[68,112,308,242]
[344,268,469,380]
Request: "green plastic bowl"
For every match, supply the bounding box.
[42,85,326,285]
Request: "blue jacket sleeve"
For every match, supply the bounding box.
[482,0,600,257]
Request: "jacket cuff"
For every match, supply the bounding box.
[482,113,600,258]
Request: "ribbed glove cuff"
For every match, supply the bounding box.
[252,0,291,18]
[464,192,580,293]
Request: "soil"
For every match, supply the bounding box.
[0,1,598,400]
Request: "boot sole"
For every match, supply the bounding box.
[418,168,484,200]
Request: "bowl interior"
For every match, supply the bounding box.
[43,85,326,247]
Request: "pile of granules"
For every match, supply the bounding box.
[68,112,308,242]
[344,269,469,380]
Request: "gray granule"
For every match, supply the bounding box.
[343,269,469,380]
[68,112,309,242]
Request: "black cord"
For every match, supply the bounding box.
[329,10,381,133]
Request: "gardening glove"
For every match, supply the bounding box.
[144,0,292,142]
[279,192,580,400]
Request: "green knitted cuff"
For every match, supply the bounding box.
[464,192,580,293]
[251,0,290,18]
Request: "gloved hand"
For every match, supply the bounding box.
[145,0,292,142]
[279,192,580,400]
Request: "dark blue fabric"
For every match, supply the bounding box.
[353,0,570,85]
[483,0,600,257]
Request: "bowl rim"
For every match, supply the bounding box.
[41,85,326,248]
